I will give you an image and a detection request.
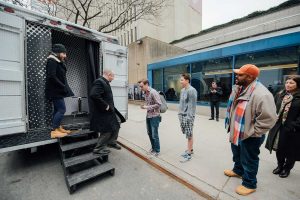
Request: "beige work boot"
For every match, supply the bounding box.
[51,129,67,138]
[224,169,242,178]
[235,185,256,196]
[58,126,71,134]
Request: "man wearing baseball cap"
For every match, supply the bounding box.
[224,64,277,195]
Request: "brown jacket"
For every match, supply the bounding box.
[229,81,277,142]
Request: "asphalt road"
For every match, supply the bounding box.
[0,144,204,200]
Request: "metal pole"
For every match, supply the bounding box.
[232,55,236,86]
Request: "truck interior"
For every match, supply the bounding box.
[26,22,101,131]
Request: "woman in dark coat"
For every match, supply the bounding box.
[45,44,74,138]
[266,75,300,178]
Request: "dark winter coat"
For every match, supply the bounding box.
[208,87,223,102]
[265,90,300,161]
[89,76,125,133]
[45,55,74,99]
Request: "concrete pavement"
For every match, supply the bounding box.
[118,104,300,200]
[0,143,203,200]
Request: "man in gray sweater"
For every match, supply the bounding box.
[178,73,197,162]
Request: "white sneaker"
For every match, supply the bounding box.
[181,150,194,157]
[180,154,192,163]
[147,148,155,155]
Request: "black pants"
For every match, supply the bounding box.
[210,101,220,119]
[276,150,295,170]
[94,129,120,151]
[276,127,296,170]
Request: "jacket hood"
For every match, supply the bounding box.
[47,54,61,63]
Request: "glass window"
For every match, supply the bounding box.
[124,33,126,45]
[191,57,233,105]
[152,69,163,92]
[127,30,130,44]
[131,29,133,43]
[134,27,137,41]
[235,46,299,96]
[164,65,189,101]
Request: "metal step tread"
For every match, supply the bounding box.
[63,152,105,168]
[67,162,114,186]
[65,129,94,137]
[60,138,98,152]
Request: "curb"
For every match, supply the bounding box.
[117,139,216,200]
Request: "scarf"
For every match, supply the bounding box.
[225,80,259,145]
[279,93,293,124]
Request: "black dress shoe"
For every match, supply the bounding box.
[93,148,110,155]
[216,118,219,122]
[209,118,214,120]
[108,143,122,150]
[272,166,283,174]
[279,169,290,178]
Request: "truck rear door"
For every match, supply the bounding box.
[0,12,26,136]
[102,42,128,119]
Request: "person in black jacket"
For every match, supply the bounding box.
[208,82,223,121]
[266,75,300,178]
[89,69,125,155]
[45,44,74,138]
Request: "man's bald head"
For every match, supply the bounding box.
[103,69,115,82]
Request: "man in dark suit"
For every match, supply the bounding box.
[89,69,125,155]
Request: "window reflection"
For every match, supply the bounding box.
[235,46,299,96]
[191,57,233,105]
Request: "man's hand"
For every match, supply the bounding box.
[140,105,148,109]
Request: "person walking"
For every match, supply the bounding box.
[208,81,222,121]
[178,73,197,162]
[139,79,162,157]
[266,75,300,178]
[224,64,277,196]
[90,69,125,155]
[45,44,74,138]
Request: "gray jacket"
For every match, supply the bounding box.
[178,85,197,119]
[229,81,277,142]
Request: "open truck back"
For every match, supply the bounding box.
[0,1,128,153]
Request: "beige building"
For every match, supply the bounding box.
[107,0,202,46]
[128,36,187,85]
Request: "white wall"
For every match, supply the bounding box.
[174,5,300,51]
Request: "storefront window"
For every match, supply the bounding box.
[191,57,233,105]
[235,46,299,95]
[163,65,189,101]
[152,69,163,92]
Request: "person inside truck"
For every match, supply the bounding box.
[45,44,74,138]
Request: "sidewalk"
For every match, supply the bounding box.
[118,104,300,200]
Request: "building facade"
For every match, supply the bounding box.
[127,36,187,100]
[104,0,202,46]
[148,1,300,117]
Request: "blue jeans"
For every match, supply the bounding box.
[231,135,265,189]
[146,116,161,153]
[52,98,66,129]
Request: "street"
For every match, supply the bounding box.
[0,143,204,200]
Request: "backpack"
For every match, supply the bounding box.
[158,91,168,113]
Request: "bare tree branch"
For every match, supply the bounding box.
[37,0,169,34]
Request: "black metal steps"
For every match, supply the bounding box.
[63,152,104,168]
[67,162,115,187]
[58,129,115,194]
[60,138,98,152]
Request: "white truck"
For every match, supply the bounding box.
[0,1,128,153]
